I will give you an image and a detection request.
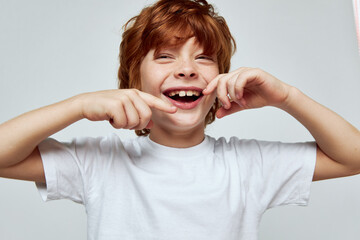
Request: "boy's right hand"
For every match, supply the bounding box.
[0,89,176,181]
[78,89,177,130]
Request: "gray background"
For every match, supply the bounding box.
[0,0,359,239]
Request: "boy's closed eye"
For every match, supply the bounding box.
[156,54,173,59]
[154,54,175,62]
[196,54,215,62]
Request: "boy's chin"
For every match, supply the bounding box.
[164,112,206,130]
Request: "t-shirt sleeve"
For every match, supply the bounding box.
[232,138,317,210]
[35,136,115,204]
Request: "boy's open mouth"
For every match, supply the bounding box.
[163,89,203,103]
[163,88,204,110]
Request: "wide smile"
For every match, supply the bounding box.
[163,87,204,110]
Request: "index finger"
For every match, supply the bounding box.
[202,74,222,95]
[138,91,177,113]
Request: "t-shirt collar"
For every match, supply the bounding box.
[139,135,212,160]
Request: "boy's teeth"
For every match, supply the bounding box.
[168,90,201,97]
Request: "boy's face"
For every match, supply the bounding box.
[140,37,219,133]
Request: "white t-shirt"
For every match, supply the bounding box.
[36,134,316,240]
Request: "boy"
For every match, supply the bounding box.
[0,0,359,239]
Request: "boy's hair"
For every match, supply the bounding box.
[118,0,236,136]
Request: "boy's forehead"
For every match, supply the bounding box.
[153,37,207,53]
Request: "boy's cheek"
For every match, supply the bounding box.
[139,85,158,96]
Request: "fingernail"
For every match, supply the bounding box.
[236,94,240,99]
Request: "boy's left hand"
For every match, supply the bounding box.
[203,67,291,118]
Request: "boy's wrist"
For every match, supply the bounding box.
[63,94,87,122]
[277,86,301,113]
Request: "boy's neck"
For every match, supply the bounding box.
[148,125,205,148]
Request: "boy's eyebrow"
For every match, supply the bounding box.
[155,45,178,52]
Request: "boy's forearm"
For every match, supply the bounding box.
[0,95,83,168]
[280,87,360,169]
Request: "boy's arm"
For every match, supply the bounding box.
[0,96,83,182]
[280,87,360,180]
[0,89,176,182]
[204,67,360,181]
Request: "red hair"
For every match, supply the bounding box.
[118,0,236,136]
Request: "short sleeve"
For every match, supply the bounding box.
[231,138,317,211]
[257,141,317,209]
[36,138,86,203]
[35,135,115,204]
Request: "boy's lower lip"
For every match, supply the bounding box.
[165,95,204,110]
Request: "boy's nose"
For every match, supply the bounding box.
[177,72,197,78]
[174,61,198,79]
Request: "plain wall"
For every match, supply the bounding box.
[0,0,359,239]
